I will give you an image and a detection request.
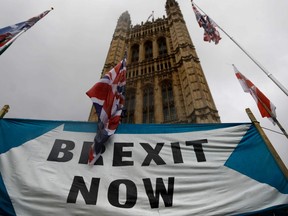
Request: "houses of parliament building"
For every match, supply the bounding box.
[88,0,220,124]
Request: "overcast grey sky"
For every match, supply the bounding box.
[1,0,288,165]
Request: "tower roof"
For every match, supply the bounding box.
[118,11,131,24]
[165,0,179,9]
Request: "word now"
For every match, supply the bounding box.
[67,176,174,209]
[47,139,208,165]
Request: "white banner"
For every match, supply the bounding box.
[0,119,287,215]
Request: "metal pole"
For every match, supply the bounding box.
[192,1,288,96]
[0,105,10,118]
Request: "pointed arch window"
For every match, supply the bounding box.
[144,40,153,59]
[143,85,154,123]
[158,37,167,56]
[162,81,176,122]
[131,44,139,63]
[122,89,136,123]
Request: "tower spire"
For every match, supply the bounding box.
[165,0,179,8]
[105,11,130,72]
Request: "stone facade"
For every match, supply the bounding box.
[88,0,220,124]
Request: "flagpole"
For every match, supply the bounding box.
[0,105,10,118]
[191,1,288,97]
[146,11,154,22]
[246,108,288,177]
[255,92,288,140]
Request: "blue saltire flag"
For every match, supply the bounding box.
[0,119,287,215]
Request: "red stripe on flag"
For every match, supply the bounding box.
[234,65,276,123]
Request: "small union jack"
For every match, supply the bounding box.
[192,4,221,45]
[0,9,52,55]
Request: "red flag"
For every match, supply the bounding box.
[86,59,126,164]
[233,65,276,124]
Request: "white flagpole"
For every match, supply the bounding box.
[191,1,288,97]
[146,11,154,22]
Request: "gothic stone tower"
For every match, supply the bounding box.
[88,0,220,124]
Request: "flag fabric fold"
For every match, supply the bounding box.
[192,4,221,45]
[233,64,277,124]
[0,9,52,55]
[86,59,126,164]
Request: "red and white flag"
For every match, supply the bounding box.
[233,65,276,124]
[86,58,126,164]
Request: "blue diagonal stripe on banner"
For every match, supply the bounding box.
[0,119,62,154]
[225,125,288,194]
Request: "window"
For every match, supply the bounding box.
[158,37,167,56]
[143,86,154,123]
[131,44,139,63]
[162,81,176,122]
[144,41,153,59]
[122,89,136,123]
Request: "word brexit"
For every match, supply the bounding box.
[47,139,208,166]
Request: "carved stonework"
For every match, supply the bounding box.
[88,0,220,123]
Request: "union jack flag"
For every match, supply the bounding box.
[0,9,52,55]
[192,4,207,28]
[192,4,221,45]
[86,58,126,164]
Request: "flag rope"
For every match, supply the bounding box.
[262,126,287,136]
[191,0,288,97]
